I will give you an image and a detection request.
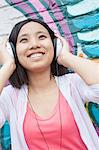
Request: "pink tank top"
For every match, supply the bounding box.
[23,92,87,150]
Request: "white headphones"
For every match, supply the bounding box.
[6,38,62,59]
[6,41,14,58]
[56,38,62,58]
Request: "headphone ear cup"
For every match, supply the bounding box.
[54,38,57,48]
[55,38,62,58]
[53,38,57,59]
[9,42,16,57]
[6,42,14,58]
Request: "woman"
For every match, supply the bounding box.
[0,18,99,150]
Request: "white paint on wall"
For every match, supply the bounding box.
[67,0,99,16]
[0,0,26,37]
[77,28,99,41]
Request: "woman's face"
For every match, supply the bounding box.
[16,22,54,72]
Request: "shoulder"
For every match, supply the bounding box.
[1,84,27,97]
[0,85,20,102]
[0,85,24,108]
[56,73,85,88]
[57,73,78,82]
[55,73,77,89]
[1,85,15,96]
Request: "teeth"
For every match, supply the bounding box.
[30,53,43,58]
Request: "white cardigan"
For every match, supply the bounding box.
[0,73,99,150]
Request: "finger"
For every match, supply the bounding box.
[2,36,8,47]
[55,34,67,44]
[55,34,70,53]
[0,37,9,53]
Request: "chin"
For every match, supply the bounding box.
[27,65,50,73]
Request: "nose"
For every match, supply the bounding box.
[29,38,40,50]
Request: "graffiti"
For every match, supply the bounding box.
[3,0,99,57]
[0,0,99,149]
[5,0,74,53]
[67,0,99,58]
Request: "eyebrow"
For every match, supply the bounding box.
[18,34,28,39]
[18,31,48,39]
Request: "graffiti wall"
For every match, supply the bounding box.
[0,0,99,150]
[0,0,99,58]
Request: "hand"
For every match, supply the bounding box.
[0,37,15,65]
[55,34,71,65]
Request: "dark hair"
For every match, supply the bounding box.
[9,18,68,89]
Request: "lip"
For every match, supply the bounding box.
[27,50,45,57]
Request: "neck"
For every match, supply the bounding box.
[27,69,54,92]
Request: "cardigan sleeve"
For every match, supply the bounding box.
[71,73,99,103]
[0,86,11,128]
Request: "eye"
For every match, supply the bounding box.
[39,35,46,40]
[20,38,28,43]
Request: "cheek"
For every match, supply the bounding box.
[16,45,21,56]
[47,47,54,65]
[45,40,54,54]
[49,43,55,58]
[16,44,27,57]
[50,47,54,58]
[16,46,25,65]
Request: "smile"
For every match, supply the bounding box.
[27,52,45,61]
[30,53,43,58]
[27,51,45,56]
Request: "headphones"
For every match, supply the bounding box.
[54,37,62,59]
[6,41,15,58]
[6,38,62,60]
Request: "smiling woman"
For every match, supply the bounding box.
[7,19,67,89]
[16,21,54,74]
[0,18,99,150]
